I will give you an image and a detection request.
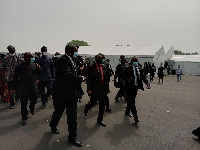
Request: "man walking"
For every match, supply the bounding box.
[125,56,150,125]
[49,44,83,147]
[10,52,41,126]
[150,63,156,82]
[114,55,129,102]
[84,54,109,127]
[35,46,54,109]
[176,65,182,82]
[2,45,19,109]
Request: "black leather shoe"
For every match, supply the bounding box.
[22,120,27,126]
[84,108,88,116]
[77,98,81,103]
[41,105,46,109]
[114,99,120,103]
[106,108,112,113]
[135,119,140,125]
[51,128,59,134]
[97,120,106,127]
[68,138,82,147]
[30,109,34,115]
[125,112,133,117]
[10,105,14,109]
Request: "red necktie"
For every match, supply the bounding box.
[96,63,104,84]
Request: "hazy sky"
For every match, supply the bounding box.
[0,0,200,53]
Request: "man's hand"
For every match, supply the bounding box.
[80,66,84,71]
[129,77,133,82]
[36,80,39,85]
[10,90,16,96]
[82,76,86,82]
[35,63,41,69]
[87,90,92,97]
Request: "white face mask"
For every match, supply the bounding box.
[42,52,47,56]
[9,53,15,56]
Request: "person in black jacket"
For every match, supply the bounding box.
[10,52,41,126]
[158,64,164,83]
[125,56,150,125]
[49,44,83,147]
[114,55,129,102]
[84,54,109,127]
[35,46,55,109]
[150,63,156,82]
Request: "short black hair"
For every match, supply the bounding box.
[95,54,102,61]
[41,46,47,52]
[65,44,77,54]
[120,55,125,59]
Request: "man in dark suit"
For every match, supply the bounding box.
[35,46,54,109]
[10,52,41,126]
[49,44,83,147]
[84,54,109,127]
[125,56,150,125]
[114,55,129,103]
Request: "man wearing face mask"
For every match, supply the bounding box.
[100,54,112,112]
[73,46,85,103]
[84,54,109,127]
[52,52,60,70]
[10,52,41,126]
[35,46,55,109]
[176,65,182,82]
[125,56,150,125]
[49,44,83,147]
[2,45,19,109]
[114,55,129,103]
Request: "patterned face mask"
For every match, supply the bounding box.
[133,62,138,66]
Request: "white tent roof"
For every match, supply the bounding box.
[170,55,200,62]
[78,45,172,56]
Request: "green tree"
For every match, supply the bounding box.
[174,50,185,55]
[67,40,89,46]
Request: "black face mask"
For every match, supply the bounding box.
[96,60,102,65]
[121,60,125,64]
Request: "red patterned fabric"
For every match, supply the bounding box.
[0,60,10,102]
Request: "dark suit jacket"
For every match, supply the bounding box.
[53,55,82,100]
[11,62,41,97]
[86,63,108,95]
[125,65,149,91]
[35,56,55,81]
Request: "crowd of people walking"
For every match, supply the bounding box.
[0,44,190,147]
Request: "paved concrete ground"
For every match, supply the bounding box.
[0,75,200,150]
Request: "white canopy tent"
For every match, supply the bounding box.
[78,45,174,72]
[170,55,200,75]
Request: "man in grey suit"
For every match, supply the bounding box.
[49,44,83,147]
